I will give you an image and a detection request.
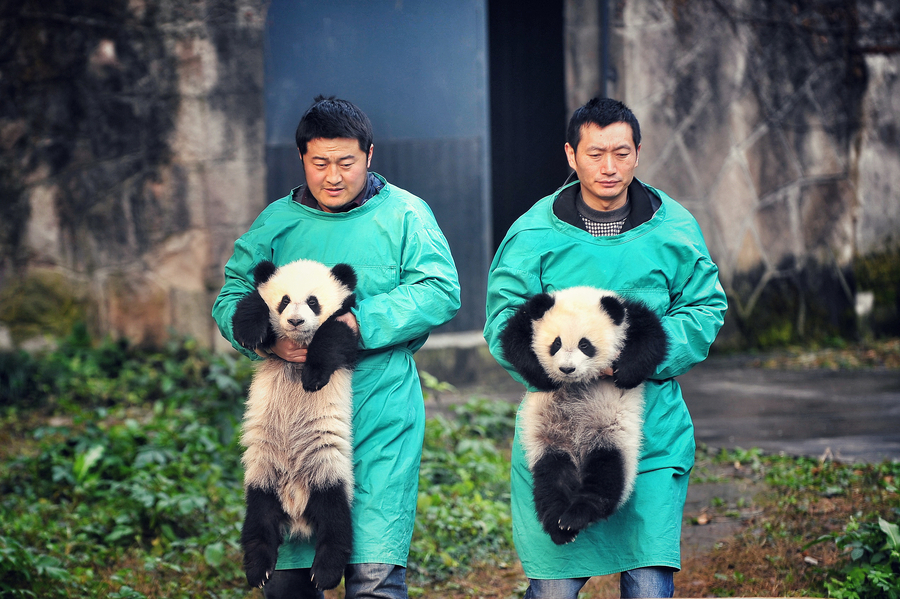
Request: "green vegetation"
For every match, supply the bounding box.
[1,337,898,598]
[820,514,900,599]
[0,336,516,598]
[855,246,900,336]
[685,446,900,598]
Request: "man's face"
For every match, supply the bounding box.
[564,122,640,211]
[300,137,373,213]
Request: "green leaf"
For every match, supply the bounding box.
[73,444,105,483]
[203,541,226,567]
[878,517,900,550]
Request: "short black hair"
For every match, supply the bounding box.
[566,97,641,151]
[295,95,374,156]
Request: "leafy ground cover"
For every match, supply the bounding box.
[0,334,898,598]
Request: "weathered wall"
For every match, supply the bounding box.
[568,0,900,345]
[0,0,267,349]
[2,0,898,350]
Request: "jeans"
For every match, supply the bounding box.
[524,566,674,598]
[263,563,408,599]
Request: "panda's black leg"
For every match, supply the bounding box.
[558,446,626,532]
[304,483,353,590]
[241,486,289,589]
[531,450,581,545]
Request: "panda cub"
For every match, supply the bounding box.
[231,259,359,590]
[499,286,668,545]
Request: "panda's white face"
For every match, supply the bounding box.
[256,260,351,346]
[532,287,626,385]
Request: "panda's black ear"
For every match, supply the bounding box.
[252,260,278,287]
[524,293,555,320]
[330,263,357,291]
[600,295,625,326]
[612,299,668,390]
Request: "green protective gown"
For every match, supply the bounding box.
[483,180,727,579]
[212,173,461,568]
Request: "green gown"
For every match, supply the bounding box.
[483,179,727,579]
[212,173,460,568]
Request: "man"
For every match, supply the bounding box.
[213,96,460,599]
[483,97,727,598]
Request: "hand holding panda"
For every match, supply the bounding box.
[499,287,668,545]
[231,259,359,590]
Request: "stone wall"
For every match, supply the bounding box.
[0,0,267,349]
[568,0,900,345]
[2,0,898,350]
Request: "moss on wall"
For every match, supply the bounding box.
[727,263,857,349]
[854,246,900,336]
[0,271,90,345]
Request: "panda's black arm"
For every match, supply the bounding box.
[499,295,558,392]
[232,290,277,351]
[612,299,669,390]
[301,319,359,392]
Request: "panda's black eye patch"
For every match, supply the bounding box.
[549,337,562,356]
[578,338,596,357]
[277,295,290,314]
[306,295,321,315]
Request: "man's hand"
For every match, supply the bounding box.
[271,337,309,363]
[336,311,359,335]
[264,313,357,363]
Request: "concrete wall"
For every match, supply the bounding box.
[567,0,900,345]
[0,0,267,349]
[2,0,898,350]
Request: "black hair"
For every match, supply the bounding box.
[566,97,641,151]
[295,95,374,156]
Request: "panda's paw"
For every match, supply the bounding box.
[559,498,610,532]
[301,365,333,392]
[548,524,579,545]
[310,548,347,590]
[244,554,275,589]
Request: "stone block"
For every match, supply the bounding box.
[25,184,62,263]
[104,270,169,346]
[174,37,220,96]
[799,180,853,259]
[756,188,799,272]
[743,127,803,199]
[710,157,758,261]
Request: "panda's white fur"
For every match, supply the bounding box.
[231,259,359,591]
[500,286,668,545]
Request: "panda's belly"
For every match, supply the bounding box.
[522,381,643,467]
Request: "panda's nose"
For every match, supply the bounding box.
[288,318,304,327]
[559,366,575,375]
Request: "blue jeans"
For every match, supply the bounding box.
[524,566,674,598]
[263,563,408,599]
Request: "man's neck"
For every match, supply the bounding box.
[580,184,628,212]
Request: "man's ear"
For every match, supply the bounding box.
[366,144,373,168]
[634,143,641,168]
[564,142,577,170]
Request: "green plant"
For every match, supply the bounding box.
[821,512,900,599]
[409,398,517,586]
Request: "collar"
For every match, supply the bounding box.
[554,176,660,233]
[293,172,384,212]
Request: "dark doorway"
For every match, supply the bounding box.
[488,0,569,251]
